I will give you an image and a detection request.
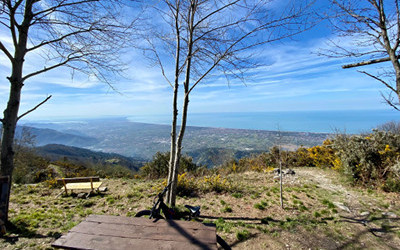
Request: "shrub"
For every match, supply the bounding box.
[201,174,231,193]
[176,172,198,197]
[383,161,400,192]
[140,152,200,179]
[333,130,400,189]
[236,230,250,241]
[288,147,314,168]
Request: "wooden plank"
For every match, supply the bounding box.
[56,177,100,184]
[64,182,102,190]
[52,231,217,250]
[69,220,216,244]
[85,215,215,231]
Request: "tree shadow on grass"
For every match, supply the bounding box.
[337,215,400,249]
[200,215,264,224]
[200,213,400,249]
[199,214,334,248]
[229,232,259,248]
[2,220,62,245]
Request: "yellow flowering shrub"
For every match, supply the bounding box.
[201,174,231,193]
[160,172,198,196]
[332,130,400,191]
[307,142,336,169]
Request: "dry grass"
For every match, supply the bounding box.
[1,167,400,249]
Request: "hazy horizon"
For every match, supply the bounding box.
[20,109,400,134]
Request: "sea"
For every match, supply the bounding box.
[128,109,400,134]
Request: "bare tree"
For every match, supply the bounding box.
[322,0,400,110]
[0,0,137,222]
[142,0,314,206]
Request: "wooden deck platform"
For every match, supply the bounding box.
[52,214,217,250]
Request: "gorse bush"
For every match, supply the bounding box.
[160,171,236,197]
[176,172,198,196]
[332,130,400,191]
[307,140,338,168]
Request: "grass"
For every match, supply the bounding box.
[236,230,251,241]
[1,168,400,249]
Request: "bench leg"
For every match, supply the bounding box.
[63,180,68,195]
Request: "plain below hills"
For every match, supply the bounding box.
[22,117,330,167]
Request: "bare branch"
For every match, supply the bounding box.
[26,27,95,52]
[324,0,400,110]
[17,95,52,121]
[381,92,400,111]
[192,0,241,30]
[21,55,81,82]
[33,0,98,18]
[0,41,14,63]
[342,55,399,68]
[146,37,173,88]
[358,70,397,93]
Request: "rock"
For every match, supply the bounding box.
[333,202,351,213]
[360,211,370,217]
[99,187,108,192]
[382,212,397,218]
[285,169,296,175]
[77,193,87,199]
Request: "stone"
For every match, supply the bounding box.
[77,193,87,199]
[382,212,397,218]
[99,187,108,192]
[333,202,351,213]
[360,211,370,217]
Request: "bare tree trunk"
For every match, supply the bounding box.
[1,88,21,222]
[0,0,134,224]
[377,0,400,104]
[166,83,178,205]
[169,92,189,206]
[0,1,33,222]
[167,1,195,206]
[157,0,312,206]
[166,1,182,206]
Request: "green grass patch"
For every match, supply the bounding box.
[236,230,251,241]
[232,192,243,198]
[221,206,233,213]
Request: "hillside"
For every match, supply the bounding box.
[2,167,399,249]
[23,117,330,166]
[36,144,145,172]
[15,126,99,147]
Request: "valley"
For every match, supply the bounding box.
[23,117,330,167]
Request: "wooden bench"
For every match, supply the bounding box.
[56,177,102,195]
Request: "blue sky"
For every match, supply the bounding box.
[0,1,394,122]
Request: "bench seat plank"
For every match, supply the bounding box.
[64,182,102,190]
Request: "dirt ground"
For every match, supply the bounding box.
[224,168,400,249]
[1,167,399,249]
